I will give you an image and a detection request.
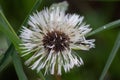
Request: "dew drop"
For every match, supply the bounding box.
[103,26,106,29]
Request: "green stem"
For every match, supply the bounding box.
[99,32,120,80]
[54,63,62,80]
[87,19,120,37]
[54,73,62,80]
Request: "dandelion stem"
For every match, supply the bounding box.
[54,70,62,80]
[54,74,62,80]
[54,64,62,80]
[99,31,120,80]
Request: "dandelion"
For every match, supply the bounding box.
[20,4,95,75]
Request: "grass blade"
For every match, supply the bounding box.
[0,45,13,72]
[99,31,120,80]
[0,0,46,79]
[87,19,120,37]
[21,0,45,27]
[38,71,46,80]
[0,6,28,80]
[0,10,21,49]
[11,50,28,80]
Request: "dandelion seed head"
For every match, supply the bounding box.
[19,2,95,75]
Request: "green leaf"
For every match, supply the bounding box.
[87,19,120,37]
[11,50,28,80]
[99,31,120,80]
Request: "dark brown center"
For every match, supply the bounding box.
[42,30,70,52]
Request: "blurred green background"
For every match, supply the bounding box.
[0,0,120,80]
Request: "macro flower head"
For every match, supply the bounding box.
[20,2,95,75]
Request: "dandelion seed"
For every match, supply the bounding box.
[20,3,95,75]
